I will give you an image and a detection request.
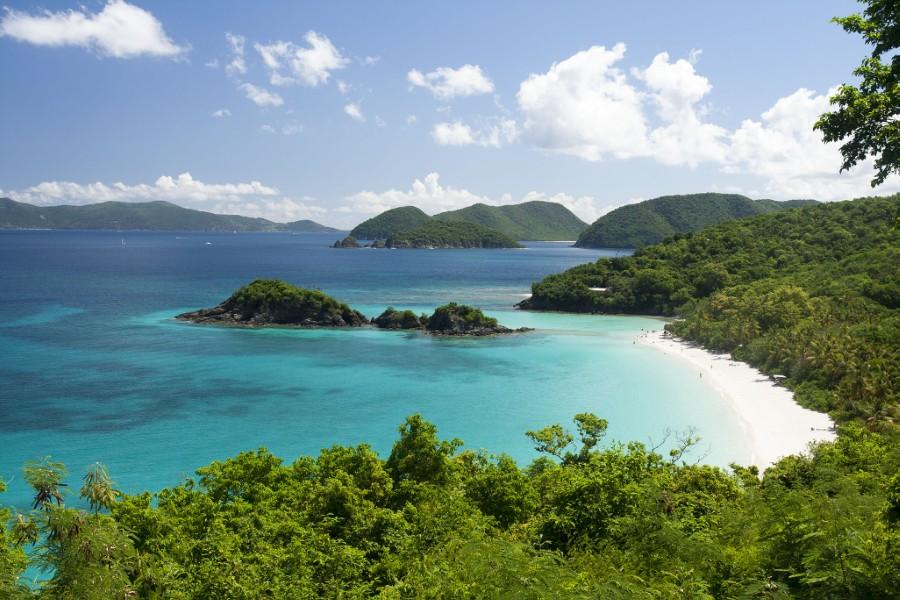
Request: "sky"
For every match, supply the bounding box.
[1,0,897,228]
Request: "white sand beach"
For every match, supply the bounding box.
[637,328,835,471]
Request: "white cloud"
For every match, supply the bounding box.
[211,108,231,118]
[636,51,728,166]
[0,0,185,58]
[517,43,649,161]
[407,64,494,100]
[432,119,517,148]
[726,87,900,199]
[1,173,328,223]
[344,102,365,122]
[239,82,283,107]
[363,55,380,66]
[255,31,348,87]
[336,80,351,94]
[225,32,246,75]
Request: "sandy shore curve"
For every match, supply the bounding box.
[637,327,835,471]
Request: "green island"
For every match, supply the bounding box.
[375,303,530,335]
[520,195,899,424]
[0,198,336,232]
[176,279,369,327]
[350,206,432,240]
[386,220,521,249]
[575,193,818,249]
[349,201,587,244]
[434,200,587,241]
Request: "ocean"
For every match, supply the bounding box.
[0,230,749,510]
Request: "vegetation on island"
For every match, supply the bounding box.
[574,193,817,248]
[434,201,588,241]
[350,201,588,243]
[521,195,899,426]
[333,235,362,248]
[386,220,521,249]
[0,198,336,232]
[349,206,432,240]
[374,303,527,335]
[372,307,428,329]
[177,279,368,327]
[2,412,899,598]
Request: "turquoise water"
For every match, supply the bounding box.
[0,231,749,510]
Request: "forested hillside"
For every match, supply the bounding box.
[522,195,899,426]
[575,193,817,248]
[435,201,587,241]
[349,207,432,239]
[0,198,336,232]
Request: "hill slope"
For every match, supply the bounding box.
[0,198,337,232]
[434,201,587,240]
[521,194,899,423]
[387,220,521,248]
[349,206,431,239]
[575,193,818,248]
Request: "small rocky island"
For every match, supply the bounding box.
[375,303,531,336]
[176,279,368,327]
[333,235,361,248]
[178,280,529,336]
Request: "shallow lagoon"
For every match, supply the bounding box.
[0,231,749,509]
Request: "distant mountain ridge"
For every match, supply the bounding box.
[0,198,337,232]
[575,193,818,248]
[350,200,588,241]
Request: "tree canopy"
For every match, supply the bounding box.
[815,0,900,186]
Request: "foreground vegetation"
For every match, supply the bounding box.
[522,195,899,425]
[574,193,817,249]
[2,413,898,598]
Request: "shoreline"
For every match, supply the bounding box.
[636,328,835,471]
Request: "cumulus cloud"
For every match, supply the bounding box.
[344,102,365,122]
[432,119,517,148]
[255,31,348,86]
[407,64,494,100]
[239,82,283,107]
[726,88,900,200]
[0,0,186,58]
[1,173,329,223]
[225,32,246,75]
[517,43,648,161]
[636,52,728,166]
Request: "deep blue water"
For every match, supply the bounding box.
[0,230,749,511]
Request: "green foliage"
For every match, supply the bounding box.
[523,196,900,424]
[815,0,900,186]
[373,307,428,330]
[0,197,335,232]
[225,278,368,326]
[435,200,588,241]
[425,303,501,333]
[575,193,817,248]
[3,414,899,597]
[350,206,432,240]
[387,220,522,249]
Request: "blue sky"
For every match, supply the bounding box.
[1,0,896,227]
